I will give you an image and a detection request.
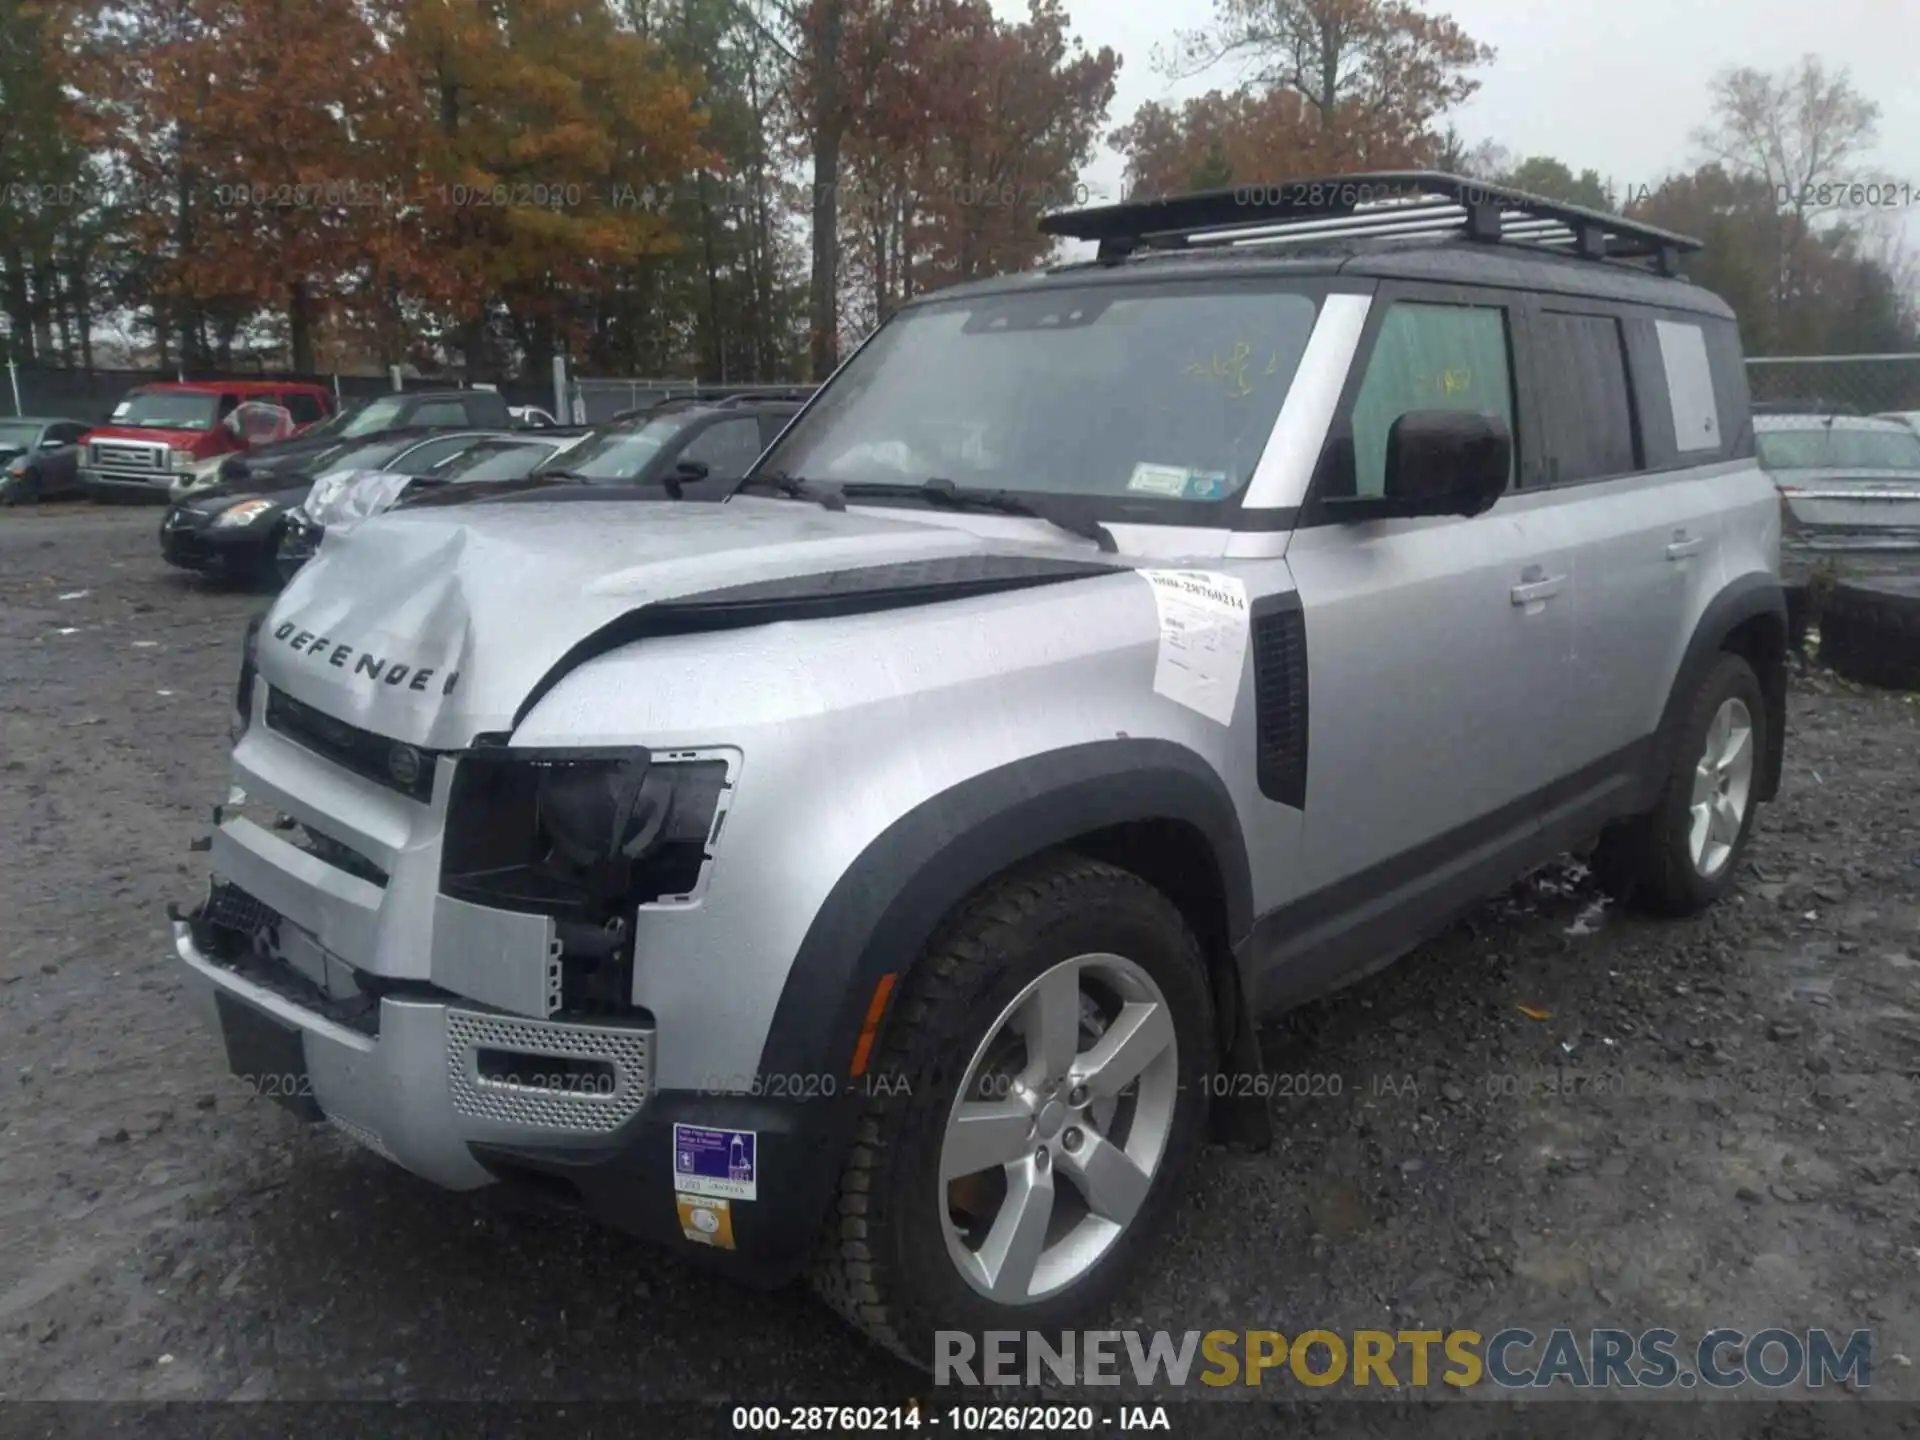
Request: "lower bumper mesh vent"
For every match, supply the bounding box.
[445,1009,652,1133]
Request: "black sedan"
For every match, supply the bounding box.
[160,430,544,585]
[275,432,589,581]
[536,398,803,496]
[0,417,92,504]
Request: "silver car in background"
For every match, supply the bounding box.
[1757,412,1920,550]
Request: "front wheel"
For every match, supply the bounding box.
[811,854,1214,1369]
[1594,653,1766,916]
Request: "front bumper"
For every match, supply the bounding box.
[161,516,273,572]
[175,917,836,1277]
[81,466,176,501]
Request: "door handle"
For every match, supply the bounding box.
[1510,567,1566,606]
[1666,534,1704,560]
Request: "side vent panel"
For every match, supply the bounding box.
[1250,596,1309,809]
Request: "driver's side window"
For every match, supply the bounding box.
[679,418,763,481]
[1347,303,1516,498]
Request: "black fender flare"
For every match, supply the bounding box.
[752,738,1257,1231]
[1658,572,1788,803]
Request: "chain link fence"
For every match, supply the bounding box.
[1745,354,1920,418]
[0,361,556,423]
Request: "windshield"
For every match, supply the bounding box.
[552,417,685,480]
[0,422,40,448]
[756,284,1320,506]
[1757,426,1920,472]
[337,396,408,438]
[112,389,221,431]
[419,441,555,484]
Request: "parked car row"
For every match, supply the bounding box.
[0,381,567,508]
[149,389,817,587]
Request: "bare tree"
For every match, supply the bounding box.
[1693,55,1881,325]
[1160,0,1492,142]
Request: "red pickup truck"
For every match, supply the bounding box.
[78,380,337,501]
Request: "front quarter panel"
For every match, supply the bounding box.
[509,566,1275,1093]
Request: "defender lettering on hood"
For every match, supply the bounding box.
[255,498,1132,749]
[271,621,461,697]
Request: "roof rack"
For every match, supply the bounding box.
[1039,171,1702,277]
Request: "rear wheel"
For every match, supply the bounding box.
[811,854,1214,1369]
[1594,653,1765,916]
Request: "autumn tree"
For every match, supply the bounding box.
[1627,162,1915,356]
[840,0,1116,326]
[391,0,708,377]
[0,2,92,362]
[732,0,918,378]
[1500,155,1612,211]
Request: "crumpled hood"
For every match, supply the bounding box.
[258,496,1118,748]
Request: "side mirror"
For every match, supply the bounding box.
[1323,411,1512,522]
[673,459,711,481]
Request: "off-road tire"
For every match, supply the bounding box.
[1820,577,1920,691]
[1592,653,1766,917]
[809,853,1215,1370]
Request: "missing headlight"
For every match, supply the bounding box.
[440,749,729,923]
[234,611,266,739]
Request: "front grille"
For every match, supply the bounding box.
[445,1009,652,1133]
[89,441,169,475]
[265,687,440,803]
[196,881,381,1036]
[205,883,275,937]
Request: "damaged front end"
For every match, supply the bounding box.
[437,744,733,1016]
[175,619,739,1187]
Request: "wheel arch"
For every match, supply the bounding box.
[754,739,1265,1212]
[1663,572,1788,804]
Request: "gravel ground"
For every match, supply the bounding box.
[2,505,1918,1426]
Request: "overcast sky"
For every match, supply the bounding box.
[994,0,1920,243]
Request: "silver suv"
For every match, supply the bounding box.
[173,173,1786,1368]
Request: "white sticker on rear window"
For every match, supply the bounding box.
[1656,320,1721,453]
[1140,571,1251,726]
[111,402,130,419]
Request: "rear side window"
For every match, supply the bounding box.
[1538,311,1639,483]
[1655,319,1723,455]
[282,392,326,424]
[1346,302,1516,498]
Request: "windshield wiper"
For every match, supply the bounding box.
[733,471,846,510]
[836,478,1118,553]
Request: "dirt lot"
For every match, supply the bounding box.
[1,505,1917,1424]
